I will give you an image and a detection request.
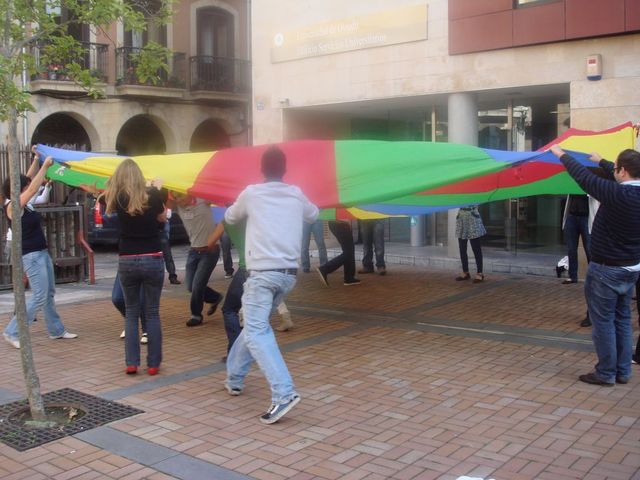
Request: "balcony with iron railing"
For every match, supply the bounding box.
[31,41,109,92]
[189,56,250,100]
[115,46,186,98]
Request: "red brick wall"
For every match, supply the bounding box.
[513,1,565,46]
[565,0,626,39]
[448,0,640,54]
[449,11,513,54]
[625,0,640,31]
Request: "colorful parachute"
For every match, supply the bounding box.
[38,122,637,217]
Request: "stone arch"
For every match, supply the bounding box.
[31,111,99,151]
[190,119,232,151]
[115,114,175,156]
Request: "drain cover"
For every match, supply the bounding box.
[0,388,144,451]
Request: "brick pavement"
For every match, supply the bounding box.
[1,265,639,479]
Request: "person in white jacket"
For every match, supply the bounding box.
[224,146,318,425]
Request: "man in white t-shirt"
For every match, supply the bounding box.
[224,146,318,424]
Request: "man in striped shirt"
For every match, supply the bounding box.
[551,145,640,387]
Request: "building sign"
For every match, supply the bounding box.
[271,4,428,63]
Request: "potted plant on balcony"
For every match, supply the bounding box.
[48,63,62,80]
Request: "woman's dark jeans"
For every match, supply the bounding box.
[118,255,164,368]
[458,237,483,274]
[112,272,147,333]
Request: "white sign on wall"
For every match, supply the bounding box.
[271,4,428,63]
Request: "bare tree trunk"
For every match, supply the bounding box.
[7,106,46,422]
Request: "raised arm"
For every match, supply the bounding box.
[32,181,52,205]
[550,145,619,203]
[19,157,52,208]
[6,157,53,220]
[25,146,40,178]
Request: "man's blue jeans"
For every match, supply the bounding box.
[301,220,327,271]
[360,219,385,269]
[585,262,639,382]
[118,255,164,368]
[564,214,591,282]
[4,249,65,339]
[226,270,297,404]
[222,267,247,352]
[185,247,222,320]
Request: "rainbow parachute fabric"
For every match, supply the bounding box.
[39,122,637,217]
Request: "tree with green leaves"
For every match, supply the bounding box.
[1,0,172,423]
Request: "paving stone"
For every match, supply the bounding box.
[0,265,638,479]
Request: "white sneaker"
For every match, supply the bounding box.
[120,330,125,339]
[49,331,78,339]
[140,333,148,344]
[276,311,293,332]
[3,333,20,349]
[225,383,243,396]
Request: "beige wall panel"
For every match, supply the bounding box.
[571,78,640,110]
[252,0,640,144]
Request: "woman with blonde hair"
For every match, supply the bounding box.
[106,159,166,375]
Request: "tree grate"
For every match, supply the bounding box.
[0,388,144,451]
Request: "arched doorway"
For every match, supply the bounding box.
[31,113,92,150]
[116,115,166,155]
[190,119,230,151]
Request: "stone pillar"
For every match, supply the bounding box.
[410,215,425,246]
[447,92,478,257]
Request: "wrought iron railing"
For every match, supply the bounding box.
[189,56,250,93]
[32,42,109,82]
[115,46,186,88]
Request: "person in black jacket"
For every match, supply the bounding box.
[550,145,640,387]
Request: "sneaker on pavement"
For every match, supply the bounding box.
[260,395,300,424]
[276,311,294,332]
[3,333,20,349]
[225,383,243,396]
[632,356,638,365]
[224,270,234,279]
[580,316,591,328]
[376,267,387,276]
[120,330,125,339]
[140,333,148,344]
[49,331,78,340]
[578,372,614,387]
[315,267,329,287]
[343,278,361,286]
[168,275,181,285]
[186,316,203,327]
[206,296,223,316]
